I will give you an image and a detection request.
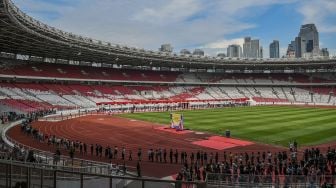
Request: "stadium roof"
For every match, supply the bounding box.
[0,0,336,70]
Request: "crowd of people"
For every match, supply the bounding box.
[9,117,336,187]
[1,110,56,124]
[0,139,37,163]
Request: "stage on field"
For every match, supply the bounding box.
[192,136,254,150]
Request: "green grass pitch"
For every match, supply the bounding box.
[118,106,336,147]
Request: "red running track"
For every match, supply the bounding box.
[8,115,285,178]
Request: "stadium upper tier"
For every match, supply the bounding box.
[0,0,335,69]
[0,62,333,84]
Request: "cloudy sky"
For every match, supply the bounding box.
[12,0,336,57]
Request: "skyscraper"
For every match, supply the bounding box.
[269,40,280,58]
[320,48,329,57]
[193,49,205,56]
[180,49,191,55]
[295,36,305,58]
[159,44,173,53]
[243,37,251,58]
[286,41,296,58]
[227,44,242,58]
[298,24,319,57]
[243,37,262,58]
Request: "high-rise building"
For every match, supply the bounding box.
[243,37,251,58]
[180,49,191,55]
[243,37,262,58]
[287,24,320,58]
[227,44,242,58]
[259,46,263,58]
[269,40,280,58]
[299,24,320,55]
[193,49,205,56]
[295,37,305,58]
[159,44,173,53]
[298,24,319,57]
[320,48,329,57]
[286,41,296,58]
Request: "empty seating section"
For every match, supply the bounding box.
[1,82,336,112]
[4,63,180,82]
[0,99,53,112]
[255,87,277,98]
[1,63,336,112]
[222,87,245,98]
[272,87,287,99]
[292,88,312,102]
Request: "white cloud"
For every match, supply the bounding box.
[202,38,244,49]
[12,0,303,57]
[132,0,202,25]
[298,0,336,33]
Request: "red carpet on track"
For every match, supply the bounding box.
[154,126,193,134]
[192,136,254,150]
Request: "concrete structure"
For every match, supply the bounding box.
[321,48,329,57]
[295,37,305,58]
[286,41,296,58]
[269,40,280,58]
[193,49,205,56]
[286,24,320,58]
[227,45,242,58]
[299,24,319,57]
[180,49,191,55]
[243,37,262,58]
[159,44,173,53]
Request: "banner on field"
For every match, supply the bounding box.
[170,113,184,130]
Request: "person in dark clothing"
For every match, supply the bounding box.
[83,143,87,155]
[129,150,132,161]
[137,161,141,177]
[170,149,173,163]
[163,149,167,163]
[99,145,103,158]
[137,148,142,161]
[175,149,178,164]
[122,147,125,160]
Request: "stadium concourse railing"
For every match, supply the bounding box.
[206,173,336,188]
[0,159,206,188]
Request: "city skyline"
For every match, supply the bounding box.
[12,0,336,58]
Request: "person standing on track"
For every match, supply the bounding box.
[128,149,132,161]
[163,148,167,163]
[137,161,141,177]
[114,146,118,159]
[122,147,125,160]
[83,143,87,155]
[138,148,142,161]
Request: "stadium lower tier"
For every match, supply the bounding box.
[0,82,335,113]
